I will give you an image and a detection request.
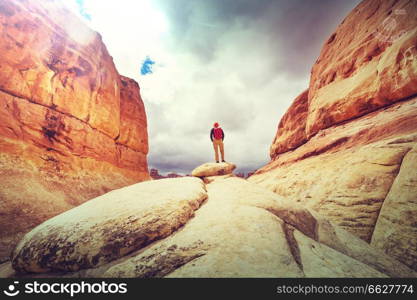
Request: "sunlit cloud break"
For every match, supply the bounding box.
[140,56,156,75]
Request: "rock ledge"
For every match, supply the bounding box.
[191,162,236,177]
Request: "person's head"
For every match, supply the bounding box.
[213,122,219,128]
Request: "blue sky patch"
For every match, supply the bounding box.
[140,56,156,75]
[76,0,92,21]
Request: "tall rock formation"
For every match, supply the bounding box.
[0,0,149,261]
[249,0,417,271]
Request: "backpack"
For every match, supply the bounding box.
[213,127,223,139]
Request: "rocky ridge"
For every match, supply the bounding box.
[249,0,417,271]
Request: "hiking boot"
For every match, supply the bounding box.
[216,161,219,163]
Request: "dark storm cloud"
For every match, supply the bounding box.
[153,0,268,61]
[153,0,361,77]
[263,0,363,77]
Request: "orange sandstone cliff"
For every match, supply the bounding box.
[249,0,417,271]
[0,0,149,261]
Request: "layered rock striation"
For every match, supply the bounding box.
[250,0,417,271]
[0,0,149,261]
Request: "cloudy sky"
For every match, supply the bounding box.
[65,0,361,175]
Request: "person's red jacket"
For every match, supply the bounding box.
[210,127,225,141]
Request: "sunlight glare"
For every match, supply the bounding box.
[77,0,169,37]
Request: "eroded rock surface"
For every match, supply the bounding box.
[249,0,417,271]
[11,177,207,273]
[0,0,149,260]
[251,98,417,242]
[103,178,414,278]
[371,144,417,271]
[270,90,308,159]
[307,0,417,137]
[5,177,415,278]
[191,162,236,178]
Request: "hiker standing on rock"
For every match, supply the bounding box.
[210,122,225,163]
